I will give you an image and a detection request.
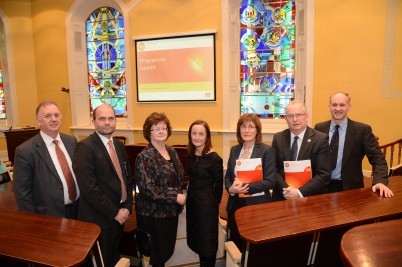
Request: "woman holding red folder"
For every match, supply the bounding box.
[225,114,277,249]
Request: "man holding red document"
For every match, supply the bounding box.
[272,100,332,201]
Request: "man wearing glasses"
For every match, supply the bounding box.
[314,92,393,197]
[271,100,332,201]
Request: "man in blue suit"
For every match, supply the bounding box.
[14,101,80,219]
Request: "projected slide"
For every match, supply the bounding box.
[135,34,216,102]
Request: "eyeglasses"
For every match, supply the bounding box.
[240,125,257,130]
[151,127,168,132]
[285,113,306,120]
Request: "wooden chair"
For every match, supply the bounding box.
[0,161,12,185]
[378,138,402,176]
[114,136,127,144]
[225,241,242,267]
[124,143,147,181]
[115,257,130,267]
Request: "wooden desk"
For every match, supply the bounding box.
[236,176,402,267]
[341,219,402,267]
[0,209,101,266]
[1,181,137,262]
[2,129,40,164]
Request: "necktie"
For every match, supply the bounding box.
[108,140,127,202]
[290,136,299,161]
[53,140,77,202]
[330,125,340,170]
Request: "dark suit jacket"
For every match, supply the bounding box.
[13,133,77,218]
[73,132,133,229]
[314,119,388,190]
[225,143,276,214]
[272,126,332,200]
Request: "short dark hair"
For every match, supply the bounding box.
[92,104,116,120]
[36,100,60,118]
[236,113,262,144]
[187,120,212,156]
[143,112,172,142]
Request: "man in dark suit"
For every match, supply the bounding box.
[314,92,393,197]
[272,100,332,201]
[13,100,80,219]
[73,104,132,267]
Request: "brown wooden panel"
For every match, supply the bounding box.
[2,129,40,164]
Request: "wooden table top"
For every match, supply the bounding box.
[0,181,137,234]
[0,209,101,266]
[236,176,402,244]
[341,219,402,267]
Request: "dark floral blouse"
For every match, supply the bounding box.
[135,144,184,218]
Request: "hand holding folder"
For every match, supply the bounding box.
[235,158,264,197]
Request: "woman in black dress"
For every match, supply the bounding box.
[186,120,223,267]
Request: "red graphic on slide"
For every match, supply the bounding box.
[137,47,214,83]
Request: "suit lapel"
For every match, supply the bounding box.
[35,135,61,180]
[321,121,331,134]
[282,130,292,160]
[60,134,74,159]
[92,133,115,170]
[342,119,355,166]
[250,143,261,158]
[113,139,127,178]
[298,127,314,160]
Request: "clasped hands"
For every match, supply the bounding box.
[229,178,249,194]
[115,208,130,225]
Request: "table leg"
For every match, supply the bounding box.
[243,241,250,267]
[90,240,105,267]
[307,231,320,266]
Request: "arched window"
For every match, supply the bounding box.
[0,11,18,128]
[86,7,127,116]
[0,63,5,119]
[222,0,312,134]
[240,0,295,118]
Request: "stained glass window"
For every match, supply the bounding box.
[86,7,127,116]
[240,0,295,118]
[0,62,5,119]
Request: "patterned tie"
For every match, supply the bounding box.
[53,140,77,202]
[108,140,127,202]
[330,125,340,170]
[290,136,299,161]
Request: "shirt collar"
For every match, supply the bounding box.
[96,132,113,146]
[291,127,307,141]
[331,118,348,130]
[40,131,61,146]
